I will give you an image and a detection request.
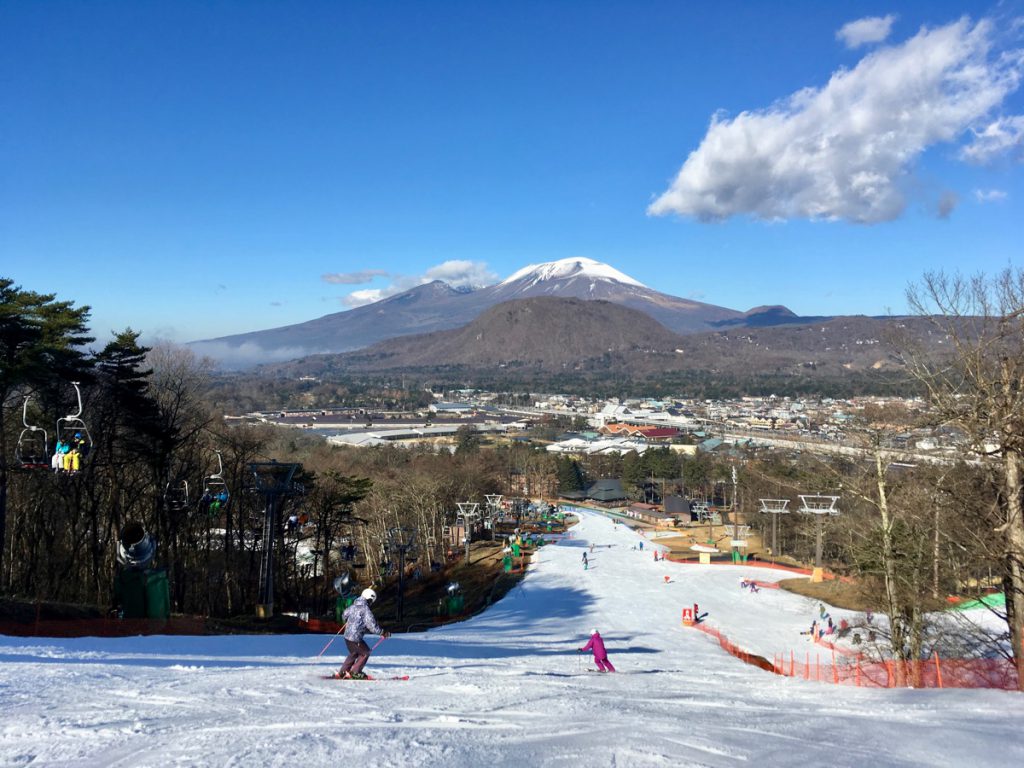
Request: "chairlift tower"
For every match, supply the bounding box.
[484,494,503,541]
[386,526,417,623]
[758,499,791,564]
[249,461,302,618]
[457,502,480,564]
[798,494,840,582]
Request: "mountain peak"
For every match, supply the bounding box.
[499,257,647,289]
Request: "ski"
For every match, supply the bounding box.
[323,675,405,681]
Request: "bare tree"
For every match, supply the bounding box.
[903,269,1024,689]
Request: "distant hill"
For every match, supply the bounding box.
[264,296,928,386]
[334,297,686,370]
[191,258,809,368]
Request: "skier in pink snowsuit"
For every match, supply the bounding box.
[579,628,616,672]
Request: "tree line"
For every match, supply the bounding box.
[0,278,512,619]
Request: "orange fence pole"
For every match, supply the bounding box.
[816,654,821,682]
[856,657,861,687]
[831,647,838,684]
[804,652,809,680]
[790,651,795,677]
[934,651,943,689]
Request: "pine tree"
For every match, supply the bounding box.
[556,456,585,493]
[0,278,93,589]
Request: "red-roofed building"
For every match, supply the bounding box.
[635,427,680,441]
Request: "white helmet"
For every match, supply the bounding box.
[361,588,377,603]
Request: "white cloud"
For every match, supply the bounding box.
[187,340,314,370]
[322,269,389,285]
[837,14,897,48]
[423,260,498,289]
[974,187,1008,202]
[343,289,386,308]
[961,115,1024,163]
[649,18,1024,224]
[340,260,498,308]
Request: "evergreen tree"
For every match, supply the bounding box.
[94,329,160,465]
[0,278,93,589]
[556,456,585,493]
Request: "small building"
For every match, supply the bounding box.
[635,427,680,442]
[665,495,696,521]
[429,402,474,415]
[698,437,724,453]
[624,502,677,525]
[586,478,627,503]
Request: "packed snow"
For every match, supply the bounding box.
[2,510,1022,767]
[500,257,647,289]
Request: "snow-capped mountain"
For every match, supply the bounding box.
[498,257,647,291]
[190,258,784,367]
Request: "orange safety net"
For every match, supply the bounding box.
[772,650,1019,690]
[691,621,776,673]
[688,620,1020,691]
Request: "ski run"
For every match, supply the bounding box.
[2,509,1022,767]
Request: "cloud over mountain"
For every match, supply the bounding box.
[341,260,497,307]
[649,17,1024,224]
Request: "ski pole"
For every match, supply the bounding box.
[316,623,347,658]
[370,634,389,651]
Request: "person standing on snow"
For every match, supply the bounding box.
[579,628,616,672]
[335,588,390,679]
[582,551,589,570]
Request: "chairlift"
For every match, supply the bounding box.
[16,396,49,469]
[164,480,190,512]
[200,450,230,514]
[55,382,92,467]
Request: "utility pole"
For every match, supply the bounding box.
[732,466,739,559]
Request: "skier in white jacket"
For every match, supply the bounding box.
[335,588,390,679]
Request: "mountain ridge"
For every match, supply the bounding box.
[191,257,808,367]
[263,295,921,388]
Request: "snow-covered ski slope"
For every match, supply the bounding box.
[2,510,1022,767]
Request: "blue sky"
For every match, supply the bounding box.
[2,1,1022,344]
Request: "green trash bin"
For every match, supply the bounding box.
[115,569,148,619]
[446,594,465,614]
[145,568,170,619]
[115,568,170,619]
